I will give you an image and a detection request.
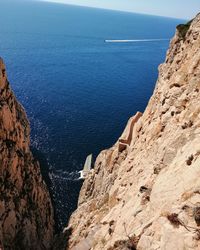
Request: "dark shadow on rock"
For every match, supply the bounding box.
[52,227,73,250]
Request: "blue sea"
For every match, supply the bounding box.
[0,0,184,230]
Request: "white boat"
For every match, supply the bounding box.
[79,154,92,180]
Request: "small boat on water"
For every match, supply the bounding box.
[79,154,92,179]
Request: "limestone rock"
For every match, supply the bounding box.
[67,13,200,250]
[0,58,54,249]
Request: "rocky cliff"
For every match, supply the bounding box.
[0,59,54,249]
[67,13,200,249]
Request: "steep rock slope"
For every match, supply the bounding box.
[68,14,200,250]
[0,59,54,249]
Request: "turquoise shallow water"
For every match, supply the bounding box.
[0,0,185,230]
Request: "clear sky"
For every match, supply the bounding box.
[40,0,200,19]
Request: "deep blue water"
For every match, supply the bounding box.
[0,0,184,230]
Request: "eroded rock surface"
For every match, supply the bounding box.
[67,14,200,250]
[0,59,54,250]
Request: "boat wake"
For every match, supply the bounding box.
[105,38,170,43]
[49,170,80,182]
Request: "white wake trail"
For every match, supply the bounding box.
[49,170,80,182]
[105,39,170,43]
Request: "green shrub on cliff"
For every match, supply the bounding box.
[176,19,193,39]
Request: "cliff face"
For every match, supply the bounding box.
[68,14,200,249]
[0,59,54,249]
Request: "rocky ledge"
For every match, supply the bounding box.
[67,13,200,250]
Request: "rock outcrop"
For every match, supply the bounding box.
[67,13,200,249]
[0,59,54,249]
